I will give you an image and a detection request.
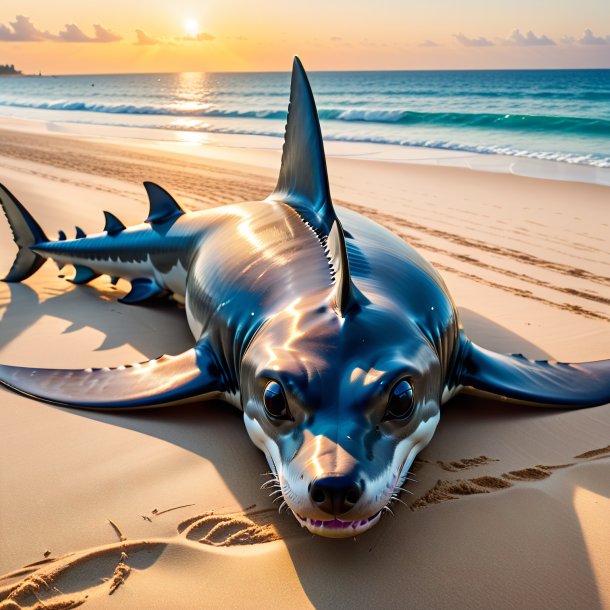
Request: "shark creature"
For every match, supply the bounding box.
[1,58,609,538]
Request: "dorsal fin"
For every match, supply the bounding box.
[327,219,368,317]
[57,230,66,241]
[103,211,126,235]
[143,182,185,225]
[268,56,337,236]
[75,226,86,239]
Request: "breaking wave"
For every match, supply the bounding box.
[1,99,609,138]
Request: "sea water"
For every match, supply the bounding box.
[0,69,609,168]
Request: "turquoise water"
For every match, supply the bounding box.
[0,69,609,167]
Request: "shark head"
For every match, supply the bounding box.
[241,297,442,537]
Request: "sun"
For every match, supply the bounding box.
[184,18,199,37]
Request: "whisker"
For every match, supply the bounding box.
[390,496,409,508]
[261,480,281,489]
[394,486,414,495]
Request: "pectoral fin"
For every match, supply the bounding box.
[0,341,225,409]
[119,278,165,304]
[458,338,610,408]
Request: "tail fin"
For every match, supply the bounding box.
[0,183,48,282]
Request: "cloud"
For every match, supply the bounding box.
[0,15,52,41]
[578,28,608,45]
[453,33,494,47]
[419,39,440,47]
[454,27,609,48]
[58,24,93,42]
[134,29,162,45]
[0,14,121,42]
[93,24,122,43]
[178,32,215,42]
[503,29,555,46]
[136,29,215,45]
[57,23,122,42]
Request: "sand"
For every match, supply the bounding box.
[0,122,608,610]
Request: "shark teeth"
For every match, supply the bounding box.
[293,511,382,537]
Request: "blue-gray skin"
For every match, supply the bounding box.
[1,58,609,538]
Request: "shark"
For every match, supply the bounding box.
[1,57,609,538]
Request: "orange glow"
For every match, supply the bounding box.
[1,1,608,74]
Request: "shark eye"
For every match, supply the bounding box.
[384,379,414,421]
[263,381,291,420]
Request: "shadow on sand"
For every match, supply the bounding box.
[0,276,606,609]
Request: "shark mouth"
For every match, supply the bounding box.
[293,511,382,538]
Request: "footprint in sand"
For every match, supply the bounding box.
[573,445,610,460]
[409,445,609,512]
[0,508,281,609]
[0,540,164,610]
[178,508,281,546]
[414,455,498,472]
[2,447,608,607]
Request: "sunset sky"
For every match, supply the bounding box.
[1,0,609,74]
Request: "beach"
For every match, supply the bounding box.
[0,120,609,609]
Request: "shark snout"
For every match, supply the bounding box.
[309,474,363,516]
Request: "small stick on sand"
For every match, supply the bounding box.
[152,503,195,517]
[107,519,126,542]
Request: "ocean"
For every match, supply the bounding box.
[1,69,609,169]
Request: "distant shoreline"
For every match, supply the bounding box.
[1,67,609,78]
[0,64,23,76]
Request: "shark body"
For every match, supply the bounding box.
[1,58,609,537]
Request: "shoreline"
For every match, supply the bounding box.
[1,114,609,186]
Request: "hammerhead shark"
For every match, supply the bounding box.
[1,58,608,537]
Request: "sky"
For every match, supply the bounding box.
[1,0,609,74]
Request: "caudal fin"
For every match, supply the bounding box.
[0,183,48,282]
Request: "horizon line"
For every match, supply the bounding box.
[7,65,610,78]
